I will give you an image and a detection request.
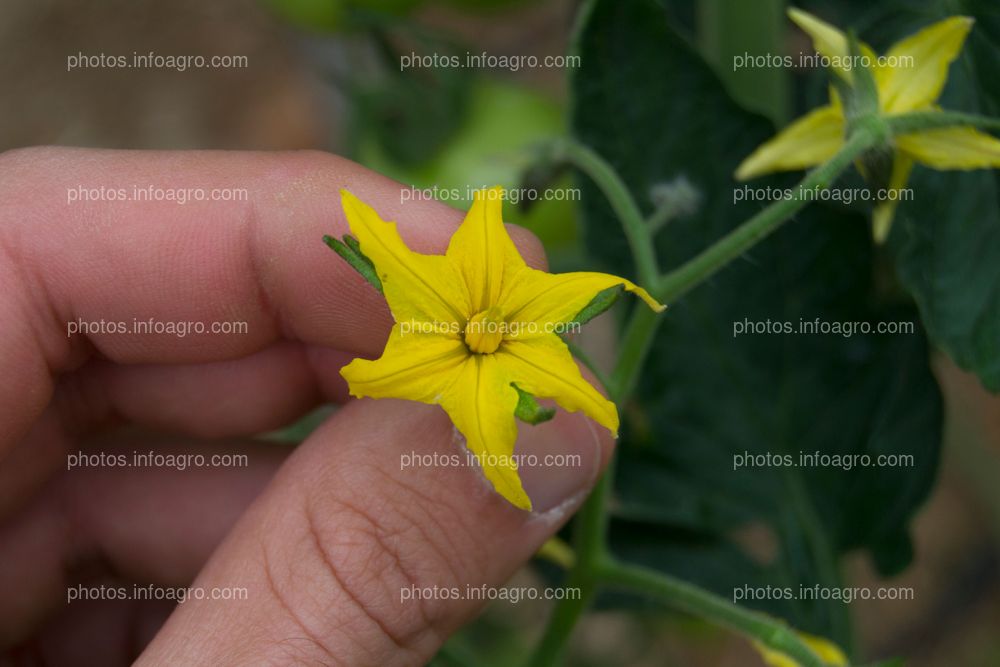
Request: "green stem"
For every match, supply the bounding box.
[524,467,612,667]
[527,306,663,667]
[564,340,613,394]
[526,119,887,667]
[610,305,664,402]
[645,205,675,234]
[782,469,854,656]
[886,110,1000,135]
[526,139,660,667]
[552,139,660,287]
[524,576,594,667]
[656,127,877,303]
[597,561,831,667]
[435,636,482,667]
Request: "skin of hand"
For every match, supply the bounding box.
[0,147,613,666]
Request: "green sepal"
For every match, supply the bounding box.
[342,234,364,256]
[512,383,556,425]
[568,284,624,328]
[322,234,383,293]
[843,30,880,121]
[835,31,892,194]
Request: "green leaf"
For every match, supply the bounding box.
[322,234,383,293]
[572,0,942,643]
[512,384,556,425]
[887,1,1000,391]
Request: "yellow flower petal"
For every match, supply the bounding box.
[877,16,974,115]
[498,336,619,436]
[896,125,1000,169]
[341,325,468,403]
[500,267,663,336]
[787,8,878,83]
[735,106,845,180]
[335,189,660,512]
[753,632,848,667]
[341,189,471,325]
[872,154,913,244]
[446,186,526,313]
[439,354,530,510]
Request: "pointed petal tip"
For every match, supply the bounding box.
[786,6,809,21]
[628,285,666,313]
[487,467,533,511]
[339,188,367,220]
[926,15,975,40]
[872,205,892,244]
[786,7,825,31]
[734,161,757,181]
[474,185,505,201]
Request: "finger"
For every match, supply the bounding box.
[138,399,612,666]
[0,344,347,520]
[0,147,544,455]
[5,596,173,667]
[75,343,353,439]
[0,431,284,647]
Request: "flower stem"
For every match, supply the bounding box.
[551,139,661,287]
[524,468,611,667]
[610,304,664,402]
[656,127,878,303]
[564,340,613,394]
[596,560,830,667]
[527,127,879,666]
[886,110,1000,135]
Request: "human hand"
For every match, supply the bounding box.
[0,147,612,666]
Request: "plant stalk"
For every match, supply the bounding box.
[656,127,877,303]
[598,561,830,667]
[553,140,660,287]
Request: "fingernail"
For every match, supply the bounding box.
[516,408,609,514]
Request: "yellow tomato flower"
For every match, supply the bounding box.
[338,187,664,510]
[735,9,1000,242]
[753,631,848,667]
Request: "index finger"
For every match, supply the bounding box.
[0,147,544,450]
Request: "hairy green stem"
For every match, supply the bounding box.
[523,85,1000,667]
[565,340,613,394]
[526,124,885,667]
[610,305,664,402]
[656,127,877,303]
[526,308,662,667]
[524,467,612,667]
[782,469,854,656]
[597,561,830,667]
[552,140,660,287]
[886,110,1000,135]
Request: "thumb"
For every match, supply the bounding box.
[136,397,612,666]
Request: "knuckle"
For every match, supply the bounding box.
[268,480,454,665]
[259,460,494,666]
[304,490,433,649]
